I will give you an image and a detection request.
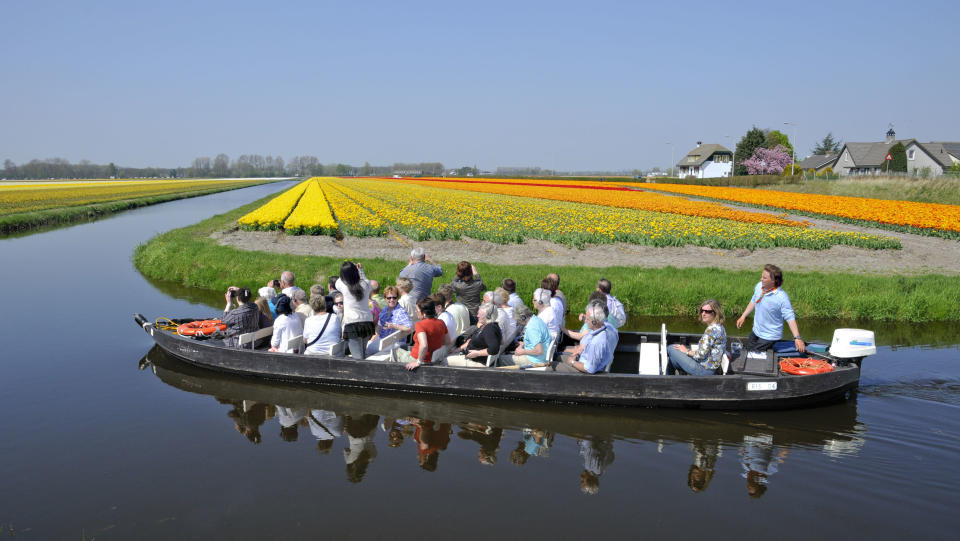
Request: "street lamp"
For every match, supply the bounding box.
[725,134,734,177]
[666,142,674,178]
[784,121,797,167]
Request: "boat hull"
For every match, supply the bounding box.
[137,318,860,410]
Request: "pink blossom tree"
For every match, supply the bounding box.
[742,145,792,175]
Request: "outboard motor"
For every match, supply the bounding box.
[829,329,876,366]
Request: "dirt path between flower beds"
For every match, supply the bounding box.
[214,196,960,275]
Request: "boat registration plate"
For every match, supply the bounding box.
[747,381,777,391]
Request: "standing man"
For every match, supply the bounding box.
[736,264,805,353]
[398,247,443,301]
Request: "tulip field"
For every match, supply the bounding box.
[238,177,902,250]
[640,183,960,238]
[0,178,275,216]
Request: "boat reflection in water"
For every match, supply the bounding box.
[140,345,866,496]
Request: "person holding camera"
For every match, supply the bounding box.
[222,286,260,347]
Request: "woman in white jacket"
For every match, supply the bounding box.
[336,261,375,359]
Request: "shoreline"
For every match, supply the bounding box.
[132,194,960,322]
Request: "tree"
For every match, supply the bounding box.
[812,133,842,155]
[764,130,794,159]
[213,154,230,177]
[734,127,766,175]
[108,162,118,178]
[742,145,792,175]
[883,142,907,173]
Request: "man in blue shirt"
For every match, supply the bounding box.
[398,247,443,301]
[556,303,618,374]
[736,264,805,353]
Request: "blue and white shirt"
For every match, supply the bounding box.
[750,282,796,341]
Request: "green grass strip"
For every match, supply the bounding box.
[132,194,960,323]
[0,180,281,237]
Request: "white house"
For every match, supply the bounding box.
[676,142,732,178]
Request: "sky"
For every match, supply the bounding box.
[2,0,958,172]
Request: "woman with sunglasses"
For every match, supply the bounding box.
[366,285,414,355]
[666,299,727,376]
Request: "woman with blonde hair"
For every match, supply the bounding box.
[666,299,727,376]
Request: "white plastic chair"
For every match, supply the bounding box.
[287,335,304,354]
[237,326,273,349]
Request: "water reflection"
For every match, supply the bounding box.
[141,345,867,495]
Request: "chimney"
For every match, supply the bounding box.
[885,126,896,144]
[696,141,702,147]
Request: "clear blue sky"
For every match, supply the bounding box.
[2,0,958,171]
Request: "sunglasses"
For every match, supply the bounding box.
[700,308,714,314]
[385,296,398,300]
[334,301,344,306]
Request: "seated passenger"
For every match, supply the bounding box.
[431,293,458,347]
[396,277,420,325]
[304,295,341,355]
[501,278,524,311]
[254,296,273,328]
[493,287,517,343]
[502,290,553,368]
[438,283,469,338]
[554,302,618,374]
[366,286,413,355]
[269,294,303,353]
[222,286,260,347]
[392,298,452,370]
[565,292,608,343]
[292,289,312,323]
[532,287,559,342]
[447,303,502,367]
[667,299,727,376]
[260,285,278,317]
[597,278,627,328]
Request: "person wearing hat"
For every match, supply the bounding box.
[222,286,260,347]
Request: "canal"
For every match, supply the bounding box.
[1,182,957,540]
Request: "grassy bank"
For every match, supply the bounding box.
[133,195,960,322]
[761,176,960,205]
[0,180,281,236]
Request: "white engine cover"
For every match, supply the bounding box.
[830,329,876,358]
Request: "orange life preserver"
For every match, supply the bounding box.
[177,319,227,336]
[779,357,834,375]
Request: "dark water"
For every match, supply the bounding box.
[1,184,958,540]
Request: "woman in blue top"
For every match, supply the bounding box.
[666,299,727,376]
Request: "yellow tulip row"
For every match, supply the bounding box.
[282,180,337,235]
[237,179,311,230]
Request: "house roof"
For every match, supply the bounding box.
[677,144,732,168]
[799,154,838,170]
[914,142,960,168]
[841,139,915,167]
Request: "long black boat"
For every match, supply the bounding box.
[134,314,876,410]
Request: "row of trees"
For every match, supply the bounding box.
[1,156,455,180]
[732,128,844,176]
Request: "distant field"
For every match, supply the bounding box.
[0,178,283,235]
[0,179,275,215]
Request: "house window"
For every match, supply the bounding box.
[908,149,916,160]
[844,153,850,163]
